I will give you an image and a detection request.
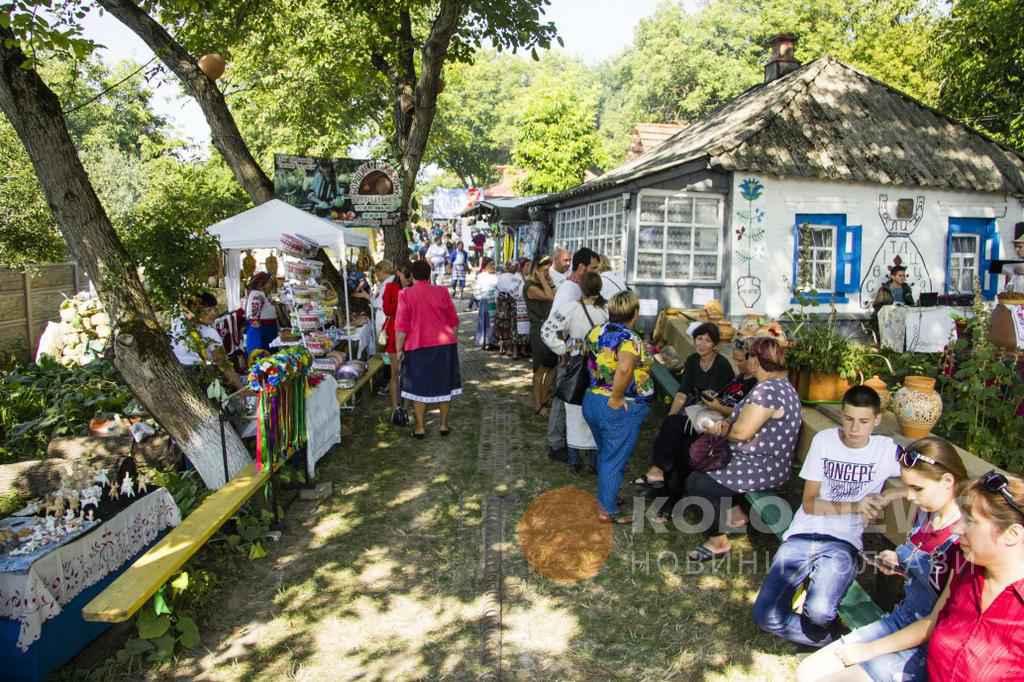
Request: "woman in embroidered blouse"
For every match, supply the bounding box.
[797,436,967,682]
[244,271,278,357]
[474,258,499,350]
[582,291,654,523]
[825,471,1024,682]
[382,263,412,425]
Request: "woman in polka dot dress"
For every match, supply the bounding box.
[685,336,802,561]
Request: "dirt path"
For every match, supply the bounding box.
[94,301,803,681]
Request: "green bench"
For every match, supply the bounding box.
[745,490,885,629]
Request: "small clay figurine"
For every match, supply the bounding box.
[108,479,120,501]
[120,472,135,498]
[136,472,150,495]
[93,469,110,488]
[65,490,80,516]
[80,485,101,511]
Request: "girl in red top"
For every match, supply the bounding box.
[382,264,412,425]
[827,470,1024,682]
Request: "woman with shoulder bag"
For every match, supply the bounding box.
[541,272,608,472]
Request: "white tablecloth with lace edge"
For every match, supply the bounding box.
[0,488,180,652]
[305,374,340,478]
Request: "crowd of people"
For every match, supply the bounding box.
[352,235,1024,681]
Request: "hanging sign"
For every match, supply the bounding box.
[273,154,403,228]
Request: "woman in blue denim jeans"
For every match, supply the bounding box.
[796,436,967,682]
[581,291,654,523]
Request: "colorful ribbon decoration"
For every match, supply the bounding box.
[246,346,312,471]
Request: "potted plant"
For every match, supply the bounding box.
[784,300,853,401]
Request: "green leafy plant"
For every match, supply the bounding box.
[149,470,206,520]
[224,505,273,560]
[0,357,133,464]
[933,298,1024,473]
[120,571,201,667]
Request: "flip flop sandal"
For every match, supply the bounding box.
[597,512,633,525]
[632,474,665,489]
[688,545,730,562]
[725,522,749,536]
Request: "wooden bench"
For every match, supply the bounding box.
[82,453,295,623]
[335,355,385,409]
[650,360,680,399]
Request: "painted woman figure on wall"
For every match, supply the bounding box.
[859,195,933,309]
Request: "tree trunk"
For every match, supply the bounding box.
[97,0,274,205]
[0,27,250,490]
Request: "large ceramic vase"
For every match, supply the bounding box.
[892,376,943,439]
[808,372,847,402]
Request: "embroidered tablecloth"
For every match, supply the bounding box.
[0,488,180,652]
[305,375,340,478]
[904,308,959,353]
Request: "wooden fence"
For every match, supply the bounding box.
[0,263,85,357]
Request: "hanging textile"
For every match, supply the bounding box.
[246,346,312,472]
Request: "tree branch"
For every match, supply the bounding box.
[96,0,274,205]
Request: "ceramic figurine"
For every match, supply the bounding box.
[136,472,149,495]
[80,485,101,511]
[93,469,110,488]
[108,479,120,501]
[84,508,94,521]
[120,472,135,498]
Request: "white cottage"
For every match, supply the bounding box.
[527,37,1024,321]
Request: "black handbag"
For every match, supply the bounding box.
[554,303,596,405]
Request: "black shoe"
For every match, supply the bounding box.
[391,407,410,426]
[570,458,584,475]
[547,448,569,463]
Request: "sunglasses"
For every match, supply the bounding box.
[980,470,1024,520]
[896,446,941,469]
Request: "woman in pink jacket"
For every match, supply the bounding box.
[395,260,463,438]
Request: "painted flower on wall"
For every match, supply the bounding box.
[739,178,764,203]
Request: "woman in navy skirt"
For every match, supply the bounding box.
[395,260,462,438]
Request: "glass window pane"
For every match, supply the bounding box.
[952,236,975,254]
[693,228,719,251]
[811,228,833,248]
[667,226,691,251]
[666,254,691,280]
[667,198,693,224]
[695,198,720,225]
[637,253,663,279]
[815,262,832,288]
[638,225,664,250]
[694,255,718,280]
[640,197,665,223]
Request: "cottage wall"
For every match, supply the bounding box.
[726,173,1024,319]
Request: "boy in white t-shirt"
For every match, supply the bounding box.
[753,385,902,647]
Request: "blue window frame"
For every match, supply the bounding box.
[791,213,862,304]
[945,217,999,300]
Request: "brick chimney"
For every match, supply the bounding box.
[764,34,801,83]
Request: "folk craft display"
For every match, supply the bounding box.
[246,346,312,471]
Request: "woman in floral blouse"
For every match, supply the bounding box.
[582,291,654,523]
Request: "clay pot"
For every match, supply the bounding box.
[198,53,226,81]
[863,375,891,410]
[808,372,845,402]
[716,320,736,342]
[892,376,943,439]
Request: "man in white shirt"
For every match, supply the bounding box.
[753,385,902,647]
[543,247,600,462]
[426,238,449,285]
[549,247,571,289]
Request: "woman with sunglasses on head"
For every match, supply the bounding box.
[806,465,1024,682]
[797,436,967,682]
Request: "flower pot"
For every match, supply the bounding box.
[892,376,943,439]
[808,372,844,402]
[863,375,891,410]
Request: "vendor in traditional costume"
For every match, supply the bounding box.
[169,291,244,390]
[872,264,915,311]
[244,272,279,357]
[988,221,1024,295]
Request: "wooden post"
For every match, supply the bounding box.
[23,271,33,355]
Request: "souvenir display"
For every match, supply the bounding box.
[246,346,312,471]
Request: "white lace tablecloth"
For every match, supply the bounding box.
[306,375,340,478]
[878,305,908,351]
[0,488,180,652]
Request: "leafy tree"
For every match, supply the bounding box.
[512,70,605,194]
[935,0,1024,148]
[0,120,65,266]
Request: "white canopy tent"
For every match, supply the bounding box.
[208,199,371,357]
[208,199,368,307]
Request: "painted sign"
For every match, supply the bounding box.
[859,194,934,309]
[273,154,403,228]
[735,177,767,308]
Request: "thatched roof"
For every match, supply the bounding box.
[530,57,1024,206]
